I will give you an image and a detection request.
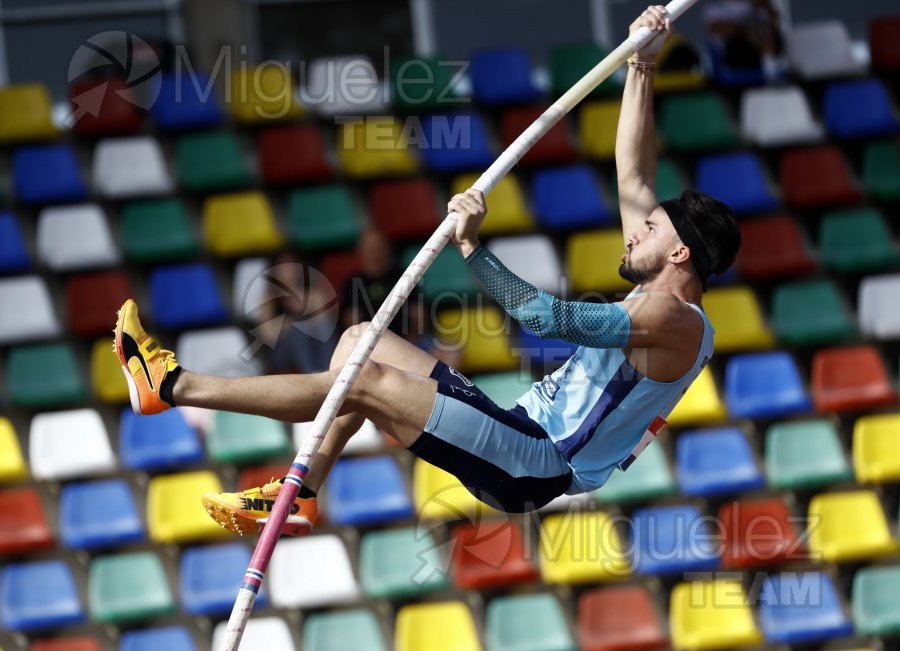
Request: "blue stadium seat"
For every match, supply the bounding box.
[150,72,223,131]
[149,263,229,329]
[676,427,765,497]
[725,351,813,419]
[180,543,267,615]
[532,164,615,230]
[0,560,84,631]
[419,111,494,173]
[518,325,579,369]
[120,627,196,651]
[758,571,853,644]
[470,48,540,105]
[823,79,900,140]
[0,212,30,273]
[119,408,204,471]
[696,152,778,215]
[326,456,413,526]
[12,144,87,205]
[630,504,721,575]
[59,479,144,550]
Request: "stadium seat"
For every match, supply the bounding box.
[37,204,119,272]
[669,578,763,650]
[259,124,333,185]
[758,571,852,644]
[30,409,116,480]
[401,244,478,304]
[486,593,576,651]
[718,498,803,569]
[286,185,360,250]
[0,561,83,631]
[853,413,900,483]
[176,326,263,376]
[771,280,856,345]
[660,92,739,152]
[66,270,133,337]
[7,342,86,408]
[859,273,900,339]
[203,191,284,257]
[149,263,228,329]
[566,230,632,294]
[453,173,534,235]
[359,527,449,599]
[413,458,500,520]
[175,131,252,192]
[666,366,728,427]
[539,510,630,584]
[780,146,861,210]
[653,33,706,92]
[696,152,777,215]
[88,551,175,623]
[787,21,866,79]
[863,139,900,202]
[305,55,387,116]
[852,564,900,635]
[703,286,774,352]
[121,199,200,263]
[0,418,28,484]
[532,164,615,231]
[549,43,622,98]
[765,419,853,490]
[150,71,223,131]
[737,215,816,280]
[180,542,267,615]
[59,479,144,550]
[450,519,538,590]
[870,15,900,71]
[488,235,561,293]
[706,40,768,87]
[823,79,900,140]
[269,535,360,608]
[69,77,143,136]
[120,627,197,651]
[0,211,30,273]
[418,111,494,173]
[500,105,579,166]
[811,345,895,412]
[147,471,231,543]
[0,488,52,555]
[92,136,174,198]
[395,602,481,651]
[91,339,130,403]
[0,84,57,143]
[390,55,462,111]
[119,408,204,471]
[676,427,765,497]
[338,116,419,177]
[229,64,303,123]
[724,352,812,419]
[212,617,296,651]
[231,256,267,317]
[369,178,441,241]
[207,411,290,463]
[807,490,896,563]
[595,440,677,503]
[579,100,622,159]
[304,609,387,651]
[630,504,720,575]
[740,85,824,147]
[294,417,384,457]
[436,305,517,373]
[326,455,412,526]
[12,144,87,204]
[469,372,534,408]
[32,637,102,651]
[578,584,669,651]
[470,47,540,105]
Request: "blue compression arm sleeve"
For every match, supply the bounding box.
[466,245,631,348]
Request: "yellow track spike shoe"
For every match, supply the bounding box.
[201,479,318,536]
[114,299,181,415]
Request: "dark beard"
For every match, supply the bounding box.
[618,252,665,285]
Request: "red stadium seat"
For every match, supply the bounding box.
[812,345,896,412]
[31,638,102,651]
[320,250,362,304]
[68,77,143,136]
[501,106,580,166]
[258,124,333,184]
[578,584,669,651]
[870,16,900,71]
[718,498,806,569]
[449,520,538,590]
[780,146,861,210]
[369,178,441,241]
[65,271,134,337]
[238,464,288,491]
[0,488,54,556]
[736,215,817,280]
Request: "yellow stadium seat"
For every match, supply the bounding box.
[670,579,763,651]
[452,174,535,235]
[653,36,707,93]
[337,116,419,178]
[413,458,500,521]
[703,286,774,352]
[579,100,621,159]
[566,230,633,295]
[0,417,28,483]
[539,510,630,584]
[666,366,728,427]
[853,413,900,483]
[90,339,130,404]
[395,601,482,651]
[229,65,304,123]
[808,490,897,563]
[0,84,58,143]
[203,191,284,257]
[147,471,231,543]
[435,306,517,373]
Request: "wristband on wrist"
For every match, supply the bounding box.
[627,57,656,72]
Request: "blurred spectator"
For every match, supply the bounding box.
[705,0,785,80]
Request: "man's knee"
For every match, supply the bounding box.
[347,359,390,410]
[331,322,371,369]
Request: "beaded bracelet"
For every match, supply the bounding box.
[627,57,656,72]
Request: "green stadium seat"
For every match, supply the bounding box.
[121,199,199,263]
[286,185,361,251]
[820,209,900,273]
[771,280,857,345]
[594,441,677,504]
[863,139,900,202]
[175,131,252,192]
[660,92,740,152]
[303,609,387,651]
[359,527,449,599]
[486,593,577,651]
[549,43,623,99]
[207,411,290,463]
[402,245,478,305]
[853,565,900,635]
[7,343,86,408]
[88,551,176,623]
[609,158,688,211]
[470,372,534,409]
[765,419,852,490]
[390,56,462,112]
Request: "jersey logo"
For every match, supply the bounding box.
[536,377,559,401]
[448,367,474,387]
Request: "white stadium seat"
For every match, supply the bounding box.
[788,21,866,80]
[30,408,116,480]
[859,274,900,340]
[176,327,263,377]
[268,534,360,608]
[212,617,296,651]
[304,55,388,117]
[488,235,562,294]
[740,86,824,147]
[0,276,61,344]
[93,136,174,198]
[37,204,119,271]
[294,418,385,456]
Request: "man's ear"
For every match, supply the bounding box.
[670,242,691,265]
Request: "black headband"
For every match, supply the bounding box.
[660,198,713,286]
